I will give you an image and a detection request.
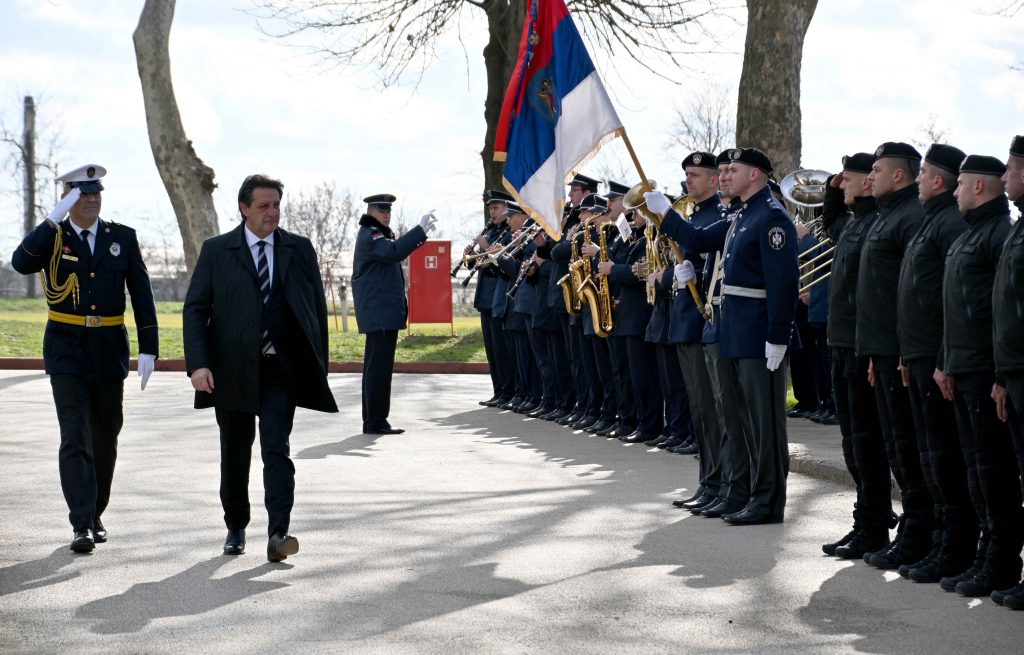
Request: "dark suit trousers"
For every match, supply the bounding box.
[704,343,750,504]
[733,357,788,519]
[50,375,124,530]
[216,355,297,537]
[677,342,722,496]
[657,343,690,439]
[590,336,617,422]
[480,310,499,396]
[362,329,399,430]
[608,335,635,428]
[625,336,662,435]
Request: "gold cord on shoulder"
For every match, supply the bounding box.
[40,228,79,308]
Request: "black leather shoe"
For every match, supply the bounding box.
[517,401,539,414]
[786,407,813,418]
[542,408,569,421]
[92,517,107,543]
[364,426,405,434]
[676,489,706,506]
[594,422,617,437]
[527,405,553,418]
[570,415,598,430]
[268,532,300,562]
[835,530,888,560]
[70,530,94,553]
[557,411,581,426]
[224,529,246,556]
[822,528,858,556]
[701,499,744,518]
[818,411,839,425]
[607,424,637,438]
[644,434,664,446]
[588,420,614,434]
[480,395,501,407]
[674,440,699,455]
[683,493,717,511]
[991,581,1024,606]
[722,510,781,525]
[499,396,523,411]
[940,565,980,593]
[658,437,685,450]
[620,432,651,444]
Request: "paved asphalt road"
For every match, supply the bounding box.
[1,371,1020,653]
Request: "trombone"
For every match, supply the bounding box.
[781,169,834,294]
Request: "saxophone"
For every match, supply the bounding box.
[640,222,663,305]
[557,226,582,315]
[589,223,615,337]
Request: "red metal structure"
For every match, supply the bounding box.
[408,240,454,333]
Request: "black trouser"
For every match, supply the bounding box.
[832,348,892,531]
[590,335,618,422]
[362,329,398,430]
[216,355,296,537]
[576,324,602,417]
[625,336,663,435]
[567,318,591,414]
[733,357,789,519]
[678,342,722,496]
[510,324,539,404]
[873,355,932,547]
[539,327,573,410]
[480,310,499,396]
[608,335,636,429]
[50,374,124,531]
[527,323,556,408]
[1005,372,1024,501]
[953,371,1024,581]
[907,357,978,563]
[490,315,516,400]
[704,342,750,504]
[810,324,833,412]
[656,343,690,438]
[790,302,817,411]
[555,315,578,411]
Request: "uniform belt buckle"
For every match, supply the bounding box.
[85,315,101,327]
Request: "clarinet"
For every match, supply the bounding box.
[451,219,493,278]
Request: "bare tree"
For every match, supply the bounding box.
[667,83,735,156]
[283,181,359,265]
[133,0,219,277]
[0,95,63,297]
[735,0,818,179]
[910,114,951,150]
[251,1,724,222]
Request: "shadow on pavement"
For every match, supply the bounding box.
[0,546,80,596]
[75,557,291,634]
[295,433,382,459]
[0,372,48,392]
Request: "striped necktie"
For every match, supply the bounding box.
[257,240,273,354]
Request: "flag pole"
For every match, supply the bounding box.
[620,129,708,319]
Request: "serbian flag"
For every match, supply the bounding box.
[493,0,623,238]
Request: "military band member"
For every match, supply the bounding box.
[12,164,158,553]
[531,227,574,420]
[991,134,1024,610]
[936,155,1022,598]
[896,144,976,582]
[648,147,798,524]
[351,194,436,434]
[476,190,515,407]
[859,142,933,569]
[496,204,541,413]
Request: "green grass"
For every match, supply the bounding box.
[0,299,486,362]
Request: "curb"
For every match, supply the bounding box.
[788,443,902,501]
[0,358,489,375]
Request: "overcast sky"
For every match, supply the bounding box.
[0,0,1021,262]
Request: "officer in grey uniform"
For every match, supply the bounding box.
[648,147,798,524]
[352,194,435,434]
[12,164,158,553]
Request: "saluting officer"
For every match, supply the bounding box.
[991,134,1024,610]
[859,142,933,570]
[12,164,158,553]
[896,143,976,583]
[936,155,1022,598]
[352,194,436,434]
[647,147,798,525]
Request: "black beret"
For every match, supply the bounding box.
[1010,135,1024,157]
[486,189,513,204]
[579,193,608,212]
[959,154,1007,176]
[363,193,396,206]
[681,151,718,170]
[841,153,875,174]
[873,141,921,162]
[606,180,630,198]
[716,150,733,166]
[503,201,526,216]
[727,147,773,174]
[924,144,966,174]
[569,173,599,192]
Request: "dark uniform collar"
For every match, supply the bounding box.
[741,184,773,208]
[963,194,1010,225]
[852,196,878,218]
[693,194,720,213]
[922,189,957,217]
[876,183,919,209]
[359,213,394,239]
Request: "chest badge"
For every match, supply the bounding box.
[63,245,72,255]
[110,242,121,257]
[768,226,786,251]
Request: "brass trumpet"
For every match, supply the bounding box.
[782,168,834,294]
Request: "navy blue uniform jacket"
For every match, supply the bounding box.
[12,218,158,382]
[351,216,427,333]
[660,185,798,359]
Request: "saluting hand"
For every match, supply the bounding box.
[45,187,81,227]
[191,367,215,394]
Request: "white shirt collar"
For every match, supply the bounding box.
[69,219,99,237]
[243,224,275,248]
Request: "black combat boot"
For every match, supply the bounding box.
[822,527,859,556]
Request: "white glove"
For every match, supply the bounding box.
[138,353,156,391]
[765,342,787,372]
[674,261,695,285]
[643,190,671,217]
[419,210,437,233]
[46,187,81,225]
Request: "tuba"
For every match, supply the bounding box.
[781,168,834,294]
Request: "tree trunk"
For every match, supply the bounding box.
[735,0,817,179]
[479,0,527,224]
[22,96,36,298]
[133,0,218,277]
